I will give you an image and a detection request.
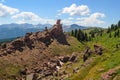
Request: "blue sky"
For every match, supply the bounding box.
[0,0,120,27]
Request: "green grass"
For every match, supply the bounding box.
[49,36,85,55]
[0,60,21,80]
[63,28,120,80]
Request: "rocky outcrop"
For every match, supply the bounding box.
[83,45,103,62]
[69,52,78,62]
[83,47,92,62]
[101,66,120,80]
[94,44,103,55]
[0,19,68,57]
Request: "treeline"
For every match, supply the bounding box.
[107,20,120,38]
[70,29,91,41]
[70,28,103,42]
[69,20,120,42]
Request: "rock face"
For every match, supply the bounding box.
[0,19,68,56]
[101,66,120,80]
[83,47,92,62]
[94,45,103,55]
[83,45,103,62]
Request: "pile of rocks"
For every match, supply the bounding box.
[19,52,78,80]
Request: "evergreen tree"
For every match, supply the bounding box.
[107,27,111,33]
[74,29,78,37]
[111,24,114,30]
[114,31,117,37]
[116,30,120,37]
[118,20,120,28]
[114,24,118,31]
[109,32,112,38]
[76,32,80,41]
[100,31,102,36]
[91,32,95,38]
[84,32,88,41]
[71,30,74,36]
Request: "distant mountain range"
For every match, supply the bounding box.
[0,23,87,39]
[63,24,87,32]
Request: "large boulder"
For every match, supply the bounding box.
[60,56,70,63]
[83,47,92,62]
[11,39,25,48]
[1,43,6,49]
[69,52,78,62]
[94,45,103,55]
[83,47,92,56]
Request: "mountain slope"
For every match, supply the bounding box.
[63,24,87,32]
[0,20,84,80]
[1,20,120,80]
[64,27,120,80]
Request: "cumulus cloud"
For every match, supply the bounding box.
[12,12,56,24]
[76,12,105,26]
[0,3,19,17]
[68,17,74,20]
[62,19,73,25]
[12,12,41,21]
[61,4,90,16]
[40,18,55,24]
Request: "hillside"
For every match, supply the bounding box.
[0,20,84,80]
[64,21,120,80]
[0,20,120,80]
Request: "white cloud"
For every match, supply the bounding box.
[61,4,90,16]
[76,12,105,26]
[57,10,61,12]
[62,19,73,25]
[57,13,62,16]
[16,19,26,24]
[0,3,19,17]
[12,12,41,21]
[40,18,55,24]
[12,12,56,24]
[68,17,74,20]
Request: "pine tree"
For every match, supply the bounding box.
[100,31,102,36]
[114,31,117,37]
[91,32,95,38]
[107,27,111,33]
[114,24,118,31]
[71,30,74,36]
[74,29,78,37]
[118,20,120,28]
[111,24,115,30]
[84,32,88,41]
[76,32,80,41]
[116,30,120,37]
[109,32,112,38]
